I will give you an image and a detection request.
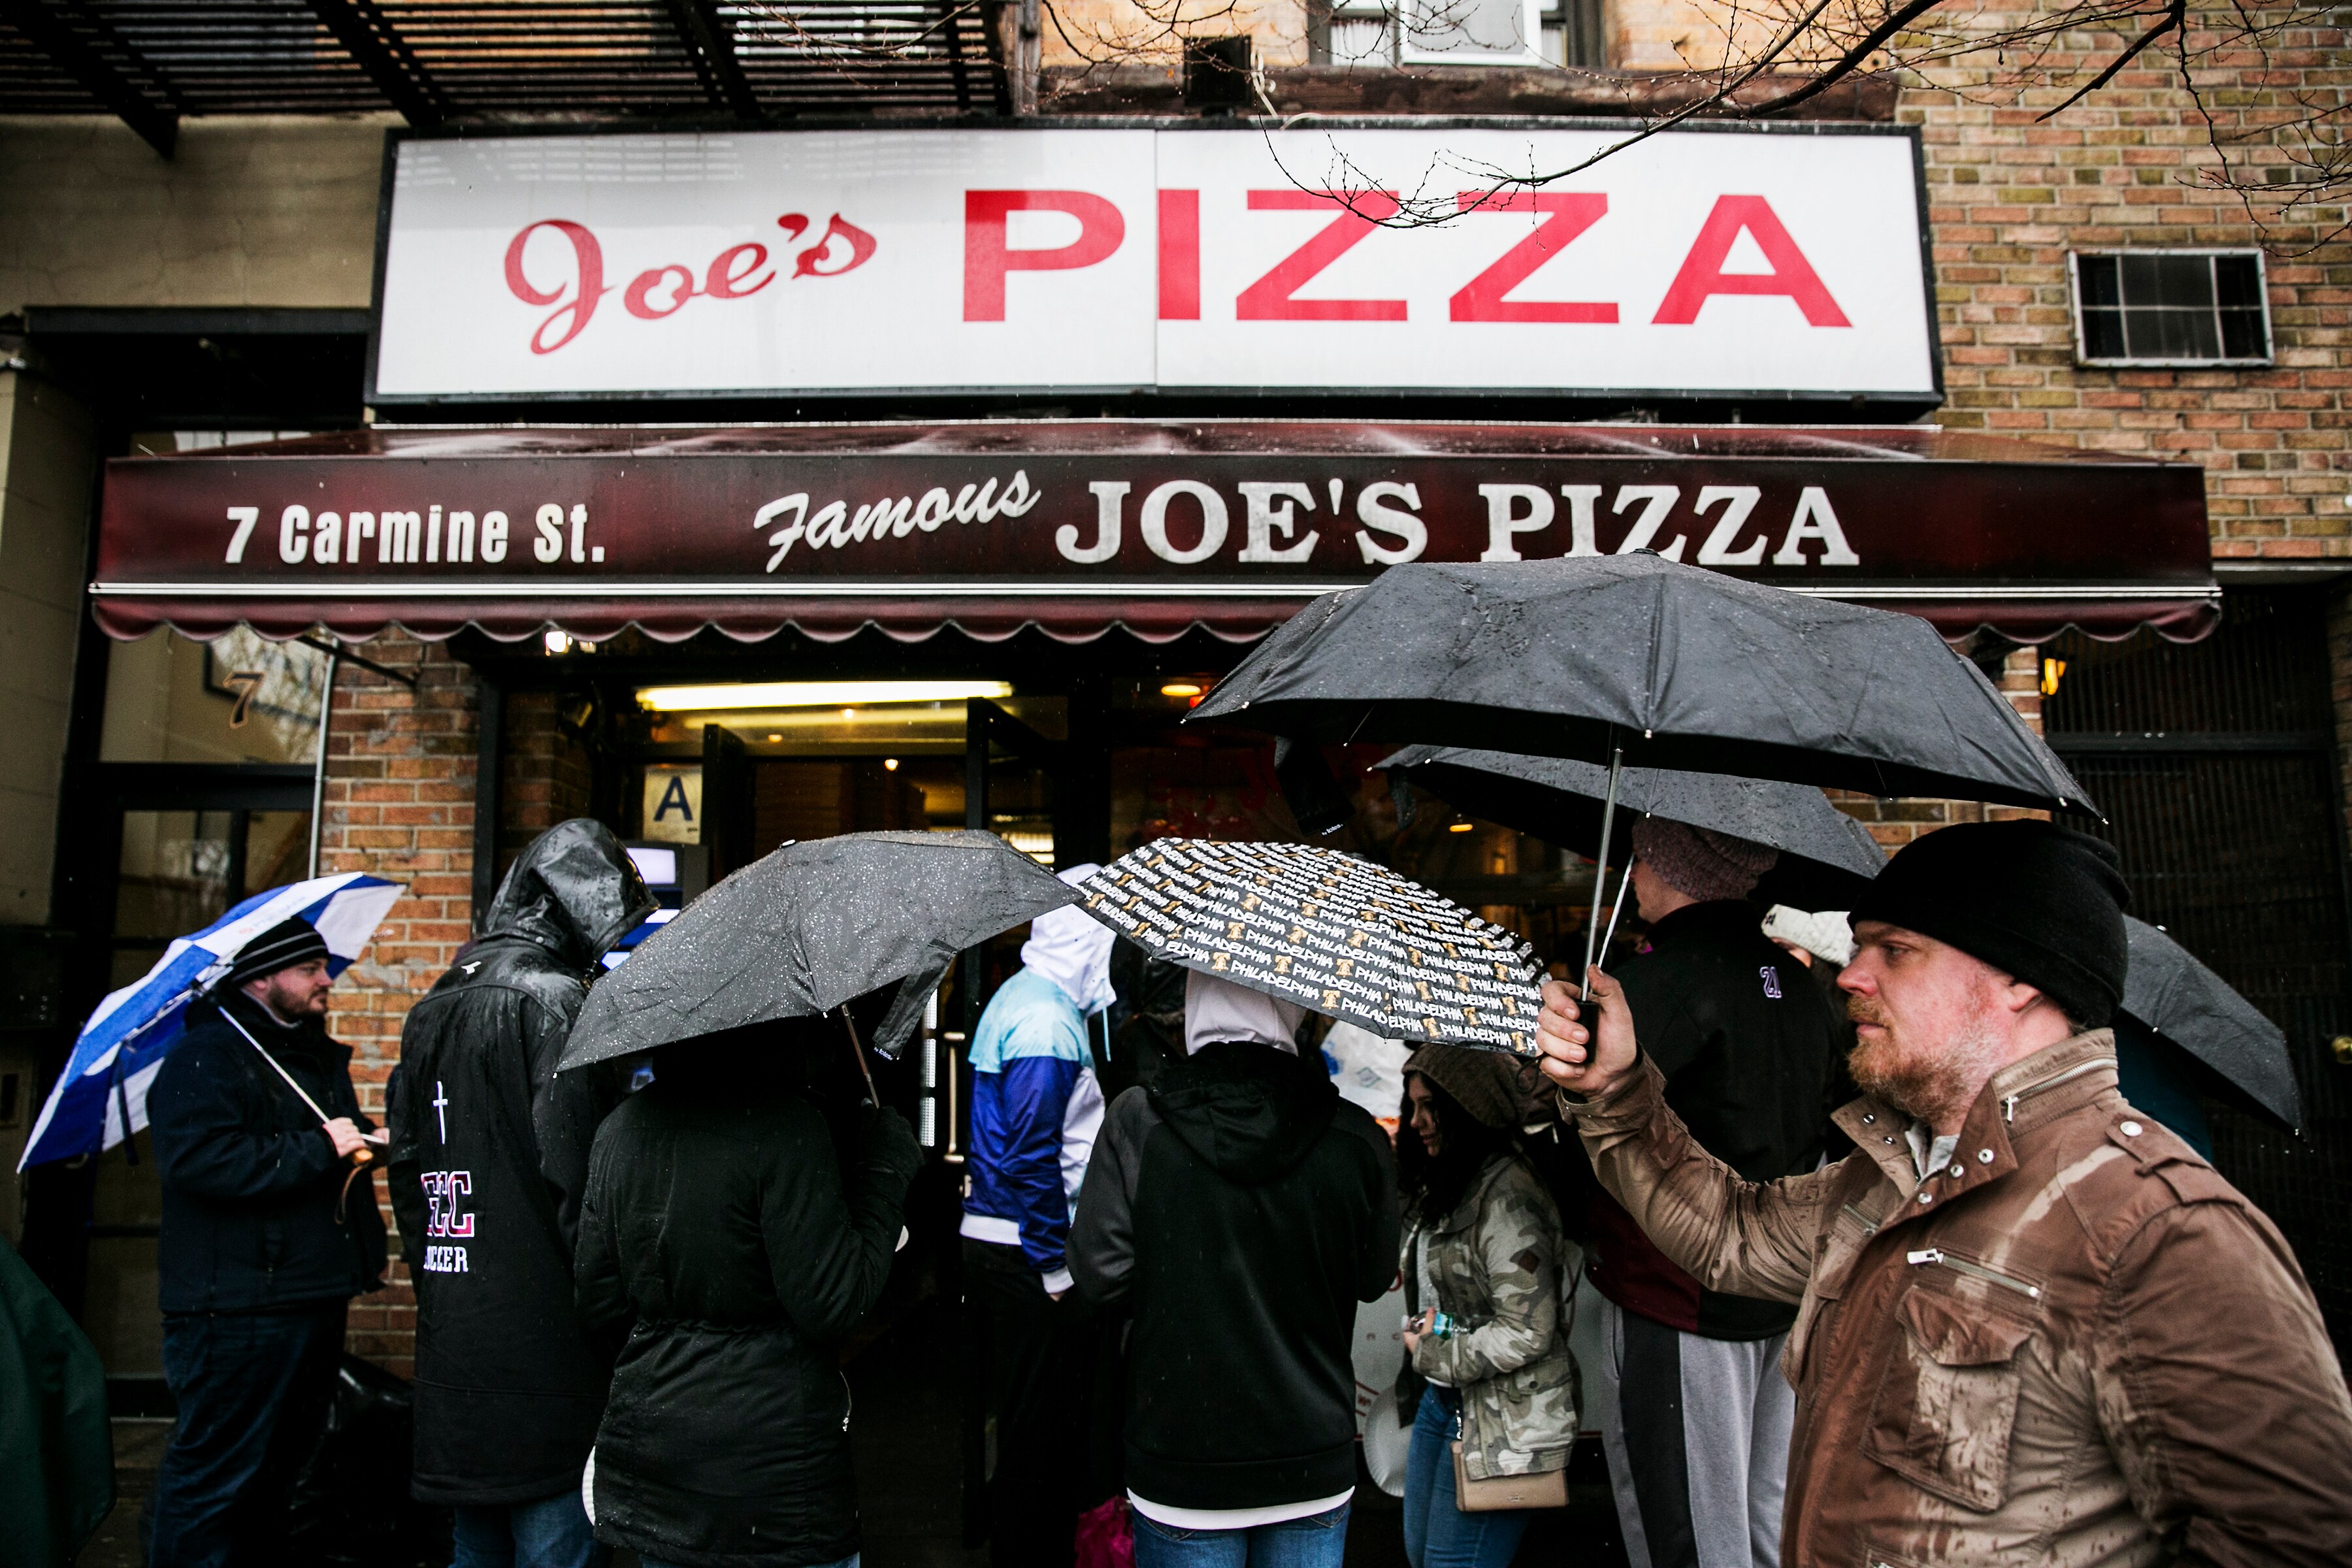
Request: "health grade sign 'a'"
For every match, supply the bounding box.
[370,125,1936,404]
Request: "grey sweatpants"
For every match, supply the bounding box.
[1591,1296,1795,1568]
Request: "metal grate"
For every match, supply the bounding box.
[0,0,1007,148]
[2048,589,2352,1348]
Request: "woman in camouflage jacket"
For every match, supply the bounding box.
[1397,1045,1580,1568]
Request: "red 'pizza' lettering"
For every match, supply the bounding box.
[964,190,1127,321]
[1237,190,1407,322]
[1652,195,1850,327]
[1449,191,1616,324]
[1160,189,1201,321]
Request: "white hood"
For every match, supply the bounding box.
[1022,863,1116,1013]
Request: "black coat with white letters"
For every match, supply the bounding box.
[387,819,653,1507]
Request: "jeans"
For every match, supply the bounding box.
[643,1560,856,1568]
[1402,1387,1533,1568]
[1130,1503,1350,1568]
[453,1488,609,1568]
[146,1302,348,1568]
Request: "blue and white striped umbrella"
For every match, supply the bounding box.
[18,872,404,1170]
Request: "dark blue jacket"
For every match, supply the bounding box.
[148,992,387,1315]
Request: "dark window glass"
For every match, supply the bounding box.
[2076,255,2123,308]
[2074,252,2268,363]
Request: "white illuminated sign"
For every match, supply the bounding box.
[372,125,1935,403]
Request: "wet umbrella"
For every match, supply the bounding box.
[19,872,404,1169]
[1074,838,1546,1056]
[1192,553,2085,977]
[2119,917,2300,1134]
[557,830,1075,1072]
[1379,745,1884,915]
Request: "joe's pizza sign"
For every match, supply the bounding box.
[372,125,1936,404]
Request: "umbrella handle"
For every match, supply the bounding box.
[839,1005,880,1107]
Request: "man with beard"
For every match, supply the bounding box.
[387,820,653,1568]
[1531,820,2352,1567]
[145,920,387,1567]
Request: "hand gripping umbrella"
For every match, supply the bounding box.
[1073,839,1547,1056]
[557,830,1075,1073]
[1379,745,1886,923]
[2118,917,2300,1134]
[19,873,404,1170]
[1191,553,2087,981]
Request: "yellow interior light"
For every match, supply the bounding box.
[1448,821,1475,834]
[2039,657,2068,698]
[1160,681,1205,698]
[884,758,901,771]
[635,679,1014,712]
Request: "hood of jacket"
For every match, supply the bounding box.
[481,819,656,968]
[1148,1041,1339,1186]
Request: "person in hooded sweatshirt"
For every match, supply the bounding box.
[1070,970,1399,1568]
[386,819,653,1568]
[960,864,1117,1567]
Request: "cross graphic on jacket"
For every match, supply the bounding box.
[434,1081,449,1143]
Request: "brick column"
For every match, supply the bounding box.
[314,633,482,1377]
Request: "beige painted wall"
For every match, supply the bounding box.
[0,114,395,314]
[0,370,95,924]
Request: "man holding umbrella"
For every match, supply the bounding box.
[1537,821,2352,1566]
[387,819,653,1568]
[145,917,387,1568]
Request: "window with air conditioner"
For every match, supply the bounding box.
[2069,250,2272,368]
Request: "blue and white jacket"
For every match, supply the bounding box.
[960,967,1106,1294]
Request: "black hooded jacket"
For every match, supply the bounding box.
[1069,1043,1399,1513]
[387,819,653,1506]
[150,990,386,1314]
[574,1055,922,1568]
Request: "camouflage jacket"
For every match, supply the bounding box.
[1406,1153,1580,1479]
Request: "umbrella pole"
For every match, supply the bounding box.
[1599,855,1637,964]
[838,1005,880,1105]
[1580,747,1625,995]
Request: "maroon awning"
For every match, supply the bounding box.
[91,421,2219,645]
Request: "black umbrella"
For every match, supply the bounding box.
[1075,839,1546,1055]
[1192,554,2088,811]
[557,830,1075,1071]
[2119,917,2300,1134]
[1379,745,1884,915]
[1190,553,2087,977]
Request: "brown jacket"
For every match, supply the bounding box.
[1568,1030,2352,1568]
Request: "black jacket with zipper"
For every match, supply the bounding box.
[1586,898,1842,1339]
[1070,1042,1399,1514]
[576,1064,921,1568]
[149,990,385,1315]
[387,819,653,1507]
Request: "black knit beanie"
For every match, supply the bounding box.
[220,917,332,990]
[1848,820,2129,1029]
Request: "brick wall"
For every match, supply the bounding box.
[308,651,604,1373]
[312,634,480,1375]
[1906,21,2351,561]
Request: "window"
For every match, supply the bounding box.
[1311,0,1597,64]
[1400,0,1543,63]
[2070,251,2271,367]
